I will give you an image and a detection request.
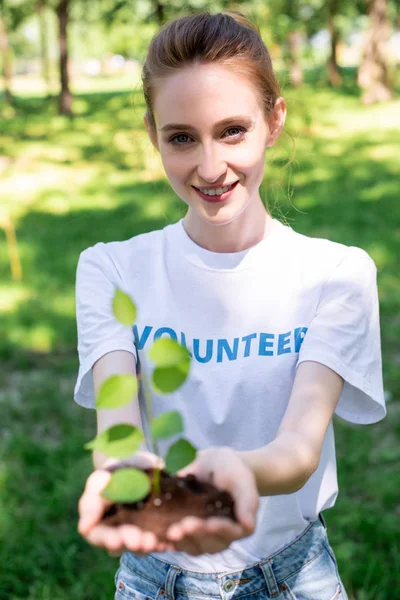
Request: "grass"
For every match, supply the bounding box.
[0,67,399,599]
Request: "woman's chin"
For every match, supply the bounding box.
[196,201,248,226]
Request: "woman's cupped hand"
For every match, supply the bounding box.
[165,446,259,555]
[77,446,259,557]
[77,451,177,557]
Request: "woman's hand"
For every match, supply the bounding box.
[77,451,176,557]
[165,446,259,555]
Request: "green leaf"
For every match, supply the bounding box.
[149,339,191,394]
[152,362,190,394]
[165,438,197,474]
[113,289,137,326]
[150,410,183,439]
[101,468,151,503]
[84,424,144,459]
[96,374,138,409]
[149,338,190,368]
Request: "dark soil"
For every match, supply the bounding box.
[101,463,238,543]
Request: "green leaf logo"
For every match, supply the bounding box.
[149,339,191,394]
[101,468,151,503]
[165,438,197,474]
[113,289,137,326]
[151,410,183,440]
[84,424,144,459]
[96,374,138,409]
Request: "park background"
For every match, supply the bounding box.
[0,0,399,598]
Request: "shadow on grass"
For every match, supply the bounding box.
[0,88,145,170]
[0,177,186,355]
[0,72,399,599]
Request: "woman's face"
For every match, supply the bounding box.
[145,62,285,227]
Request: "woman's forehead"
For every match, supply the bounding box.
[153,64,261,127]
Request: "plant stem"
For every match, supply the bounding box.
[138,359,162,496]
[153,466,161,496]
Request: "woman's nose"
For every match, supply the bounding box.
[196,145,227,183]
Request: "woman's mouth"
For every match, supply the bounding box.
[192,180,239,203]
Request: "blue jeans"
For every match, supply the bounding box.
[114,513,348,600]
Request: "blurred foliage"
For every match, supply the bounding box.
[0,71,399,597]
[1,0,398,63]
[0,2,399,595]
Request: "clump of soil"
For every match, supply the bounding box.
[101,463,237,543]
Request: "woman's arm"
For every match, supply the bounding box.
[78,349,173,555]
[238,360,344,496]
[92,349,149,470]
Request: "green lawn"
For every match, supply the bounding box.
[0,68,399,599]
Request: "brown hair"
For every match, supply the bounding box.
[141,10,281,131]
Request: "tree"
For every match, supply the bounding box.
[297,0,347,87]
[57,0,72,114]
[37,0,51,97]
[0,0,13,105]
[264,0,305,87]
[358,0,394,103]
[327,0,342,86]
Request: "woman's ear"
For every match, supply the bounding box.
[143,114,159,151]
[265,97,287,149]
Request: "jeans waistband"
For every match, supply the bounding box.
[121,515,328,599]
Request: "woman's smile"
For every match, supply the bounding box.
[192,180,240,203]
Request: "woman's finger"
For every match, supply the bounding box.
[228,460,259,531]
[186,517,243,554]
[120,525,156,553]
[140,530,159,553]
[86,523,124,549]
[167,516,202,540]
[166,517,226,555]
[204,516,246,540]
[78,470,113,535]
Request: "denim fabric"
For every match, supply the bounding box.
[114,514,348,600]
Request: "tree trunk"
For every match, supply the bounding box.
[0,0,12,106]
[57,0,72,115]
[357,0,393,104]
[327,0,342,86]
[37,0,51,98]
[0,214,22,281]
[288,30,303,87]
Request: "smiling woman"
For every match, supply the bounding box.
[73,9,385,600]
[142,62,286,252]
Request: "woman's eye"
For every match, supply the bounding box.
[168,126,247,146]
[170,133,191,145]
[224,126,247,139]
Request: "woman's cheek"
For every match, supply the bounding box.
[234,145,263,171]
[162,153,188,179]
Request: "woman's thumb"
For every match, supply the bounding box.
[78,470,112,535]
[134,450,165,471]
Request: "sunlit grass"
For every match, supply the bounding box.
[3,72,141,98]
[0,70,399,598]
[0,285,32,313]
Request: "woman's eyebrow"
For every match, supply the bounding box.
[159,116,255,132]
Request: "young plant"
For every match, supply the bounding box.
[84,288,197,503]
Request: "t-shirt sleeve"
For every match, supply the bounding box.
[297,246,386,425]
[74,244,137,409]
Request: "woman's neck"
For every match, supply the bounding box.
[183,197,272,253]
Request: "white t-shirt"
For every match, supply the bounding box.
[74,217,386,572]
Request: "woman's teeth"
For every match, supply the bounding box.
[200,183,233,196]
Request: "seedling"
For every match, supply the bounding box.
[84,288,197,502]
